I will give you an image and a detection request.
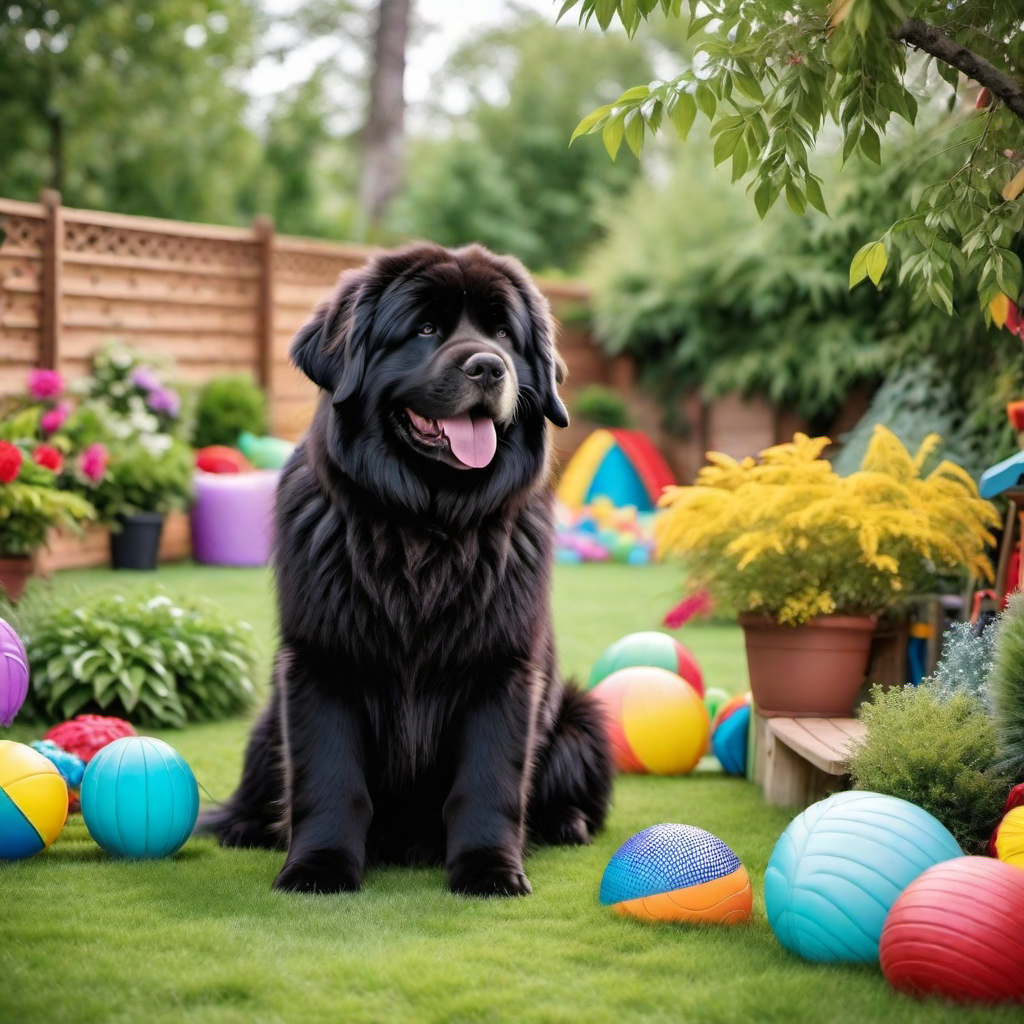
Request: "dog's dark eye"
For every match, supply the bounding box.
[496,327,508,339]
[418,323,436,336]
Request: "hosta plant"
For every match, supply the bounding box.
[656,425,999,625]
[14,588,256,728]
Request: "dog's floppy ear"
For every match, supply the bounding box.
[289,268,368,403]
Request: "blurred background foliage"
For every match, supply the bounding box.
[0,0,1021,474]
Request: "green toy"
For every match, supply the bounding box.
[238,432,294,470]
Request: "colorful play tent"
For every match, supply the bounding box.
[557,429,675,511]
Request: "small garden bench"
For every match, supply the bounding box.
[751,714,866,808]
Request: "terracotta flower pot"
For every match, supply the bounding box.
[739,613,877,718]
[0,555,36,603]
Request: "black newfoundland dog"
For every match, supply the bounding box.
[198,243,612,896]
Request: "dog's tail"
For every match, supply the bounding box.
[528,683,613,846]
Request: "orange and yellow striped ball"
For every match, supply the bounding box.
[0,740,68,860]
[592,666,710,774]
[993,806,1024,869]
[600,823,752,925]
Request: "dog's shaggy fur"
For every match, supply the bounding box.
[197,243,612,896]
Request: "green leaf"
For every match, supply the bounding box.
[570,105,611,144]
[669,92,697,140]
[785,182,807,216]
[732,73,763,103]
[805,176,828,215]
[865,241,888,285]
[695,81,717,119]
[602,113,625,159]
[860,124,881,164]
[731,141,749,183]
[616,84,651,104]
[850,241,876,288]
[623,109,645,158]
[713,128,741,167]
[753,179,773,219]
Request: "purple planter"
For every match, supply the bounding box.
[189,470,279,567]
[0,618,29,727]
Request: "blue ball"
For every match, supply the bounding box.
[711,703,750,776]
[80,736,199,859]
[765,791,963,963]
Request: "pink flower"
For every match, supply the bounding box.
[28,368,65,400]
[40,401,70,435]
[78,443,108,484]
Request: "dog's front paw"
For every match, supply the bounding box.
[273,849,362,894]
[448,848,533,897]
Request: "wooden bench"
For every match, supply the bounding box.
[751,714,866,808]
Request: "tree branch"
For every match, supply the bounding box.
[895,18,1024,124]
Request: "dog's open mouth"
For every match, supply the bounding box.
[404,409,497,469]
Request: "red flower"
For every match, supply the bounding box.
[0,441,23,483]
[32,444,63,473]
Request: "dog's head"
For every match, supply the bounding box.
[291,243,568,521]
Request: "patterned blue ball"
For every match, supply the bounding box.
[712,704,750,776]
[765,791,963,963]
[600,823,741,905]
[80,736,199,859]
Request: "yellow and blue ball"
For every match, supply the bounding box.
[80,736,199,859]
[600,823,752,925]
[0,740,68,859]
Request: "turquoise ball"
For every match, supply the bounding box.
[80,736,199,859]
[765,791,963,963]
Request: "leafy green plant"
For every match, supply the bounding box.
[14,588,256,728]
[192,375,268,450]
[989,590,1024,781]
[849,684,1010,850]
[572,385,632,428]
[88,436,194,522]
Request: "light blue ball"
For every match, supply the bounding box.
[80,736,199,859]
[765,791,962,963]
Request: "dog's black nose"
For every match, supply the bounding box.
[462,352,506,386]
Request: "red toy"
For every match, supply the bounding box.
[195,446,252,474]
[880,856,1024,1004]
[44,715,137,764]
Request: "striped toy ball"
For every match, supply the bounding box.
[591,667,710,774]
[0,740,68,859]
[765,791,963,962]
[711,693,751,776]
[600,823,752,925]
[588,631,704,697]
[81,736,199,859]
[880,857,1024,1004]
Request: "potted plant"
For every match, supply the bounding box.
[88,436,195,570]
[655,427,1000,717]
[75,344,194,569]
[0,439,96,600]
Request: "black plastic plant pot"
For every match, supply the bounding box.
[110,512,165,571]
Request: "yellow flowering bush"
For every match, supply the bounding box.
[656,427,1000,626]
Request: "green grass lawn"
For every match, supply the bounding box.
[0,563,1015,1024]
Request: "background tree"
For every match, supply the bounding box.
[586,130,1022,474]
[564,0,1024,320]
[0,1,262,223]
[387,8,655,270]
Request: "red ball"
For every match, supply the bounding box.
[44,715,137,763]
[880,856,1024,1004]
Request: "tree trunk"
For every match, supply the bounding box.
[357,0,412,238]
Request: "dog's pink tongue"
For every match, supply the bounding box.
[441,414,497,468]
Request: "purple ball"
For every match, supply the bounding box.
[0,618,29,727]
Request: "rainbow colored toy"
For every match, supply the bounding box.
[600,823,752,925]
[557,429,674,512]
[0,740,68,859]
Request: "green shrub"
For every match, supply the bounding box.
[572,385,632,428]
[926,619,997,707]
[849,684,1010,850]
[14,588,256,728]
[989,591,1024,781]
[193,375,268,450]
